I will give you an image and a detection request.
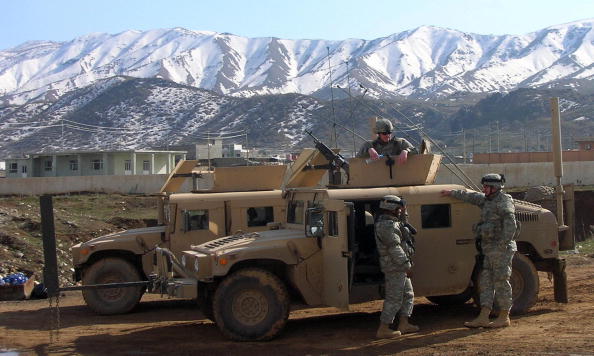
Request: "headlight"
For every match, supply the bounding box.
[194,257,200,272]
[181,255,187,267]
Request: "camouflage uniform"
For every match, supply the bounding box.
[357,137,418,158]
[450,189,517,311]
[375,214,415,324]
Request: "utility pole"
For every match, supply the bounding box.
[462,128,467,163]
[496,120,500,152]
[207,131,211,171]
[245,131,249,165]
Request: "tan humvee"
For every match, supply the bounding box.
[70,163,288,315]
[165,152,570,341]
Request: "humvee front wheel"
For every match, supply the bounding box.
[509,253,539,314]
[213,268,289,341]
[472,253,539,315]
[82,257,144,315]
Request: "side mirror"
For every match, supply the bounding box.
[305,207,324,238]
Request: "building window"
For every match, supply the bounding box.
[21,165,27,174]
[586,143,592,150]
[247,207,274,227]
[91,159,103,170]
[421,204,451,229]
[9,163,17,174]
[69,160,78,171]
[44,160,53,171]
[143,160,150,171]
[124,160,132,171]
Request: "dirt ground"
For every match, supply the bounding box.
[1,255,593,356]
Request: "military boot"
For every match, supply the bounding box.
[488,310,511,328]
[464,307,491,328]
[398,314,420,334]
[376,322,402,339]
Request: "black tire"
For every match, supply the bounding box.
[472,253,539,315]
[427,285,473,306]
[510,253,539,314]
[213,268,289,341]
[82,257,144,315]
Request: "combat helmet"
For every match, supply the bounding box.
[379,195,405,211]
[481,173,505,189]
[375,118,394,134]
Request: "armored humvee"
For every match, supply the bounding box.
[153,150,570,341]
[70,163,289,314]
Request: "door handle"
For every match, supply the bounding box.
[456,238,473,245]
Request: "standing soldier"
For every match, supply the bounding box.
[374,195,419,338]
[440,173,517,328]
[357,118,418,164]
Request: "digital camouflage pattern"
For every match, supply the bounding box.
[375,214,415,324]
[450,189,517,311]
[356,137,418,158]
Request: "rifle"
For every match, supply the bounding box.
[473,222,485,268]
[304,130,350,183]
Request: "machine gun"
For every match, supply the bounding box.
[304,130,350,184]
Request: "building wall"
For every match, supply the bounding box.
[472,151,594,164]
[0,174,211,195]
[435,161,594,187]
[5,159,32,178]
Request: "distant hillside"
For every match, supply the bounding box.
[1,77,593,157]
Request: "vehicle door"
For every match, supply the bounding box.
[320,199,349,309]
[409,200,479,296]
[169,200,225,255]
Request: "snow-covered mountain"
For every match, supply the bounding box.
[1,20,594,105]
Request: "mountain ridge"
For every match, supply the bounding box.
[2,19,594,105]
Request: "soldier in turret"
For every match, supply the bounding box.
[374,195,419,339]
[440,173,517,328]
[357,118,418,164]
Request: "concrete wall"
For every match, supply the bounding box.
[435,161,594,188]
[472,151,594,164]
[2,160,592,195]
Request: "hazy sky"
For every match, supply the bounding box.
[1,0,593,50]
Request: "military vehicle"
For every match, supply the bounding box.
[70,163,289,314]
[149,148,571,341]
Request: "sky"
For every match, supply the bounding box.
[1,0,594,50]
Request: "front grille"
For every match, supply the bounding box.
[515,211,539,222]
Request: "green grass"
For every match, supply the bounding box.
[575,237,594,255]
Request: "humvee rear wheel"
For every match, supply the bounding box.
[82,257,144,315]
[213,268,289,341]
[472,253,539,315]
[426,285,473,306]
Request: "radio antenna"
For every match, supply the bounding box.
[327,46,337,148]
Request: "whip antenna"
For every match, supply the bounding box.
[327,46,337,148]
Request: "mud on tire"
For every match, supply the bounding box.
[82,257,144,315]
[213,268,289,341]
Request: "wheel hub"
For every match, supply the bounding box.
[232,289,268,326]
[97,275,125,301]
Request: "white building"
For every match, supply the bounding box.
[3,149,186,178]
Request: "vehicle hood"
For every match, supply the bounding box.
[192,228,306,254]
[82,225,167,245]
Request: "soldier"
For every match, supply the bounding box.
[357,118,418,164]
[440,173,517,328]
[374,195,419,339]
